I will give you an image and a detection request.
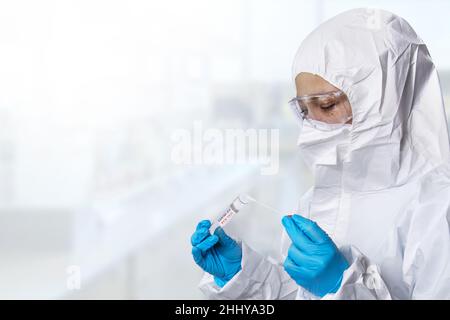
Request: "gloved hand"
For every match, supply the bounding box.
[191,220,242,287]
[282,214,349,297]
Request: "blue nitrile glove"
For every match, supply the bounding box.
[191,220,242,287]
[281,214,349,297]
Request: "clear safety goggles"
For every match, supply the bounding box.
[288,90,352,131]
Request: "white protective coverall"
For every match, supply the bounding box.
[199,8,450,299]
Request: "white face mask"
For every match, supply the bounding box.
[297,121,352,172]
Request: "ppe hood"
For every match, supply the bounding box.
[292,8,450,192]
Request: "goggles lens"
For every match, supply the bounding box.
[288,90,352,130]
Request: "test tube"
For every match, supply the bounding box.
[209,194,251,233]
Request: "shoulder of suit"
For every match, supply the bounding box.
[417,162,450,202]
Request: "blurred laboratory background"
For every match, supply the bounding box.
[0,0,449,299]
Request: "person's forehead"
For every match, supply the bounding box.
[295,73,338,96]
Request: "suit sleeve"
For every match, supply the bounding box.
[198,242,298,300]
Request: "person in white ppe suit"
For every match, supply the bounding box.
[190,8,450,299]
